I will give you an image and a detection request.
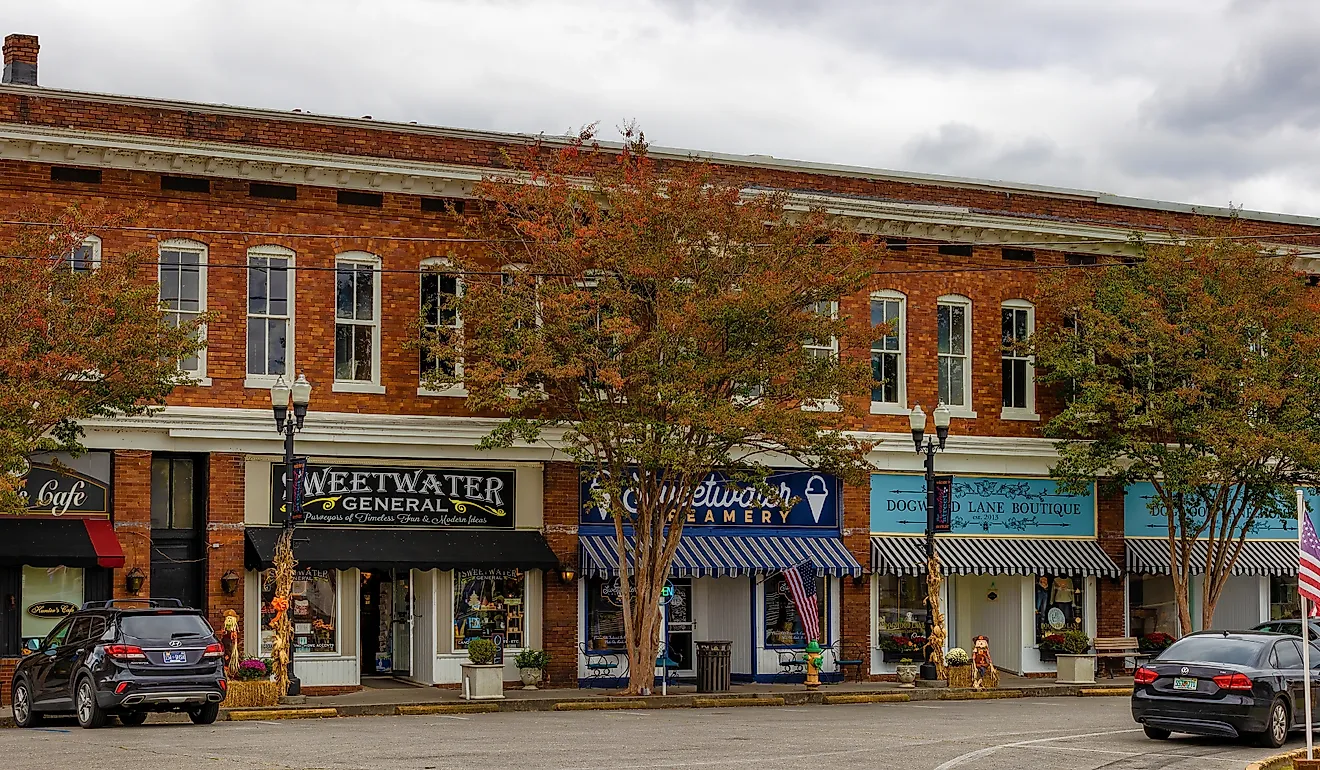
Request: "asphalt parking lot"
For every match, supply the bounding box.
[0,696,1296,770]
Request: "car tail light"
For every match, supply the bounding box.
[1134,667,1159,684]
[1213,672,1254,691]
[105,644,147,661]
[217,679,227,692]
[114,682,130,695]
[202,643,224,659]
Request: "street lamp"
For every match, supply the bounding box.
[271,373,312,697]
[910,402,951,680]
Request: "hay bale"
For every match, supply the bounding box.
[946,665,973,689]
[225,680,282,708]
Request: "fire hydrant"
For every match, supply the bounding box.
[804,640,824,689]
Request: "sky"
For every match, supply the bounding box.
[8,0,1320,216]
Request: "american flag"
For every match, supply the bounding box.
[1301,509,1320,606]
[782,560,820,644]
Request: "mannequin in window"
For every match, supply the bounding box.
[1050,576,1075,622]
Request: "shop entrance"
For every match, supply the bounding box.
[359,570,411,680]
[665,579,694,673]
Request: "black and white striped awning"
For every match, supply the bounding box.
[870,536,1121,578]
[1126,538,1297,577]
[580,534,863,578]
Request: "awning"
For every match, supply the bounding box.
[870,536,1121,578]
[1126,538,1296,577]
[0,518,124,568]
[578,534,864,578]
[244,527,560,571]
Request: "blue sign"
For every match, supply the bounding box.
[1123,482,1315,540]
[870,474,1096,536]
[579,469,840,529]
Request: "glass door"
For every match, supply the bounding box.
[391,570,411,676]
[666,579,694,673]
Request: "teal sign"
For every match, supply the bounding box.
[870,474,1095,536]
[1123,482,1316,540]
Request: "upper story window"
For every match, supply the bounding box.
[420,258,463,393]
[937,295,972,414]
[334,252,382,392]
[64,235,100,273]
[803,300,839,361]
[1001,299,1038,419]
[870,291,906,412]
[247,246,294,380]
[158,239,207,379]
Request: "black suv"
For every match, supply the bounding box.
[11,599,227,729]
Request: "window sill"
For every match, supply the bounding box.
[869,402,909,416]
[182,376,212,387]
[418,385,468,398]
[332,381,386,394]
[945,407,977,419]
[1000,408,1040,422]
[801,399,841,413]
[244,375,287,390]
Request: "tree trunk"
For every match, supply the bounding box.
[1172,571,1193,637]
[625,599,661,695]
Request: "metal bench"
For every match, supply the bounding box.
[830,641,866,682]
[1094,636,1148,678]
[580,641,625,681]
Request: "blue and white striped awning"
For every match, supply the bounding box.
[871,535,1121,578]
[579,534,864,578]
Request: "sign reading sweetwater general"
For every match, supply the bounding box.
[579,469,840,530]
[1123,481,1315,540]
[870,474,1096,536]
[7,451,112,518]
[271,464,515,528]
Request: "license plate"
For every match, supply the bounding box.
[1173,676,1197,691]
[162,650,187,664]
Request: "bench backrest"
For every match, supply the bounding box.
[1094,636,1140,652]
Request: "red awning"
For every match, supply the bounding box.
[82,518,124,568]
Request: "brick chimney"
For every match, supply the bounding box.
[3,34,39,86]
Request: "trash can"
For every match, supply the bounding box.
[696,640,732,693]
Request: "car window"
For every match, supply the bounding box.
[119,614,213,642]
[66,616,92,645]
[1276,640,1304,669]
[87,615,108,641]
[43,619,73,650]
[1160,636,1265,666]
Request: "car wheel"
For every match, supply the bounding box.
[74,677,106,729]
[1143,725,1172,740]
[188,702,219,725]
[118,710,148,727]
[1254,698,1290,749]
[11,679,41,728]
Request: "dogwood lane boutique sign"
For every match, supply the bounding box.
[579,469,840,530]
[271,464,515,528]
[870,474,1096,537]
[1122,481,1311,540]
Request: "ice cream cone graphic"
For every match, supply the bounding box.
[804,475,829,523]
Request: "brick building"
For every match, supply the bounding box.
[0,32,1313,697]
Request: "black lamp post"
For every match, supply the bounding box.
[909,402,951,680]
[271,373,312,697]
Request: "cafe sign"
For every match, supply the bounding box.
[27,600,78,619]
[9,451,111,518]
[870,474,1096,537]
[271,464,515,528]
[579,469,840,530]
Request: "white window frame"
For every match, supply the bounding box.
[802,299,841,412]
[869,290,907,415]
[158,238,210,386]
[1000,298,1039,421]
[936,294,974,417]
[65,234,101,272]
[332,251,384,394]
[244,245,296,388]
[418,256,466,397]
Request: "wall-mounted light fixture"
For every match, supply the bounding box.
[558,564,577,583]
[125,567,145,595]
[221,570,240,596]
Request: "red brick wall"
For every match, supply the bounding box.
[541,462,579,686]
[112,450,152,599]
[205,453,245,632]
[1097,485,1127,639]
[839,480,872,677]
[0,656,15,707]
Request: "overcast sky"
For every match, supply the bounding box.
[8,0,1319,216]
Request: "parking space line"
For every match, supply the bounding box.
[933,728,1142,770]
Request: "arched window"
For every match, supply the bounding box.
[246,245,295,382]
[936,294,972,414]
[1001,298,1038,419]
[333,251,383,392]
[158,238,208,380]
[419,257,465,396]
[66,234,100,272]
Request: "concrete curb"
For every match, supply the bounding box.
[1246,747,1306,770]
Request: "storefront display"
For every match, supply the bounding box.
[764,573,827,646]
[1271,575,1300,620]
[875,574,927,638]
[21,565,83,646]
[261,568,337,654]
[586,577,626,651]
[1033,573,1085,642]
[453,569,524,650]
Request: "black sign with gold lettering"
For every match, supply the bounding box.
[26,600,78,619]
[9,451,112,518]
[271,464,516,528]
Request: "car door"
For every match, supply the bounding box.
[1274,640,1307,727]
[41,615,90,707]
[1308,641,1320,725]
[28,618,74,705]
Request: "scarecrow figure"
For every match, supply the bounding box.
[219,609,241,677]
[972,634,999,690]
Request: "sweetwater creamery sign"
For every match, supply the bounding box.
[579,469,841,530]
[271,464,515,528]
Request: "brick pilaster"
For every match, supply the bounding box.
[206,453,245,632]
[840,479,873,677]
[1097,482,1126,638]
[541,462,579,687]
[112,450,152,599]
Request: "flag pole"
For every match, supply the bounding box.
[1300,488,1313,760]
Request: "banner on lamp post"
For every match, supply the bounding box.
[933,475,954,533]
[289,457,308,526]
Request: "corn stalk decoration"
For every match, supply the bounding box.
[924,553,947,679]
[268,528,296,696]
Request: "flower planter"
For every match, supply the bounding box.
[1055,654,1097,684]
[519,667,543,690]
[895,663,919,688]
[1038,650,1058,662]
[460,663,506,700]
[947,665,973,689]
[880,650,916,662]
[224,680,281,707]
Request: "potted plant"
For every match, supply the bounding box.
[460,638,506,700]
[514,648,550,689]
[1139,632,1175,655]
[1037,633,1066,662]
[946,647,972,688]
[225,657,281,707]
[895,657,919,688]
[1054,630,1096,684]
[877,634,926,662]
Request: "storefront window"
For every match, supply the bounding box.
[875,574,928,638]
[261,568,337,655]
[454,569,524,650]
[21,566,84,648]
[586,577,627,651]
[1128,574,1179,638]
[1271,575,1301,620]
[764,573,827,646]
[1033,573,1085,643]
